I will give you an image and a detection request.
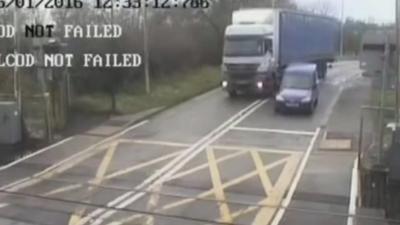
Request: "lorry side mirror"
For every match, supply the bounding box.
[265,39,272,53]
[265,46,270,54]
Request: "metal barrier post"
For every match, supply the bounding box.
[44,92,53,142]
[359,110,364,170]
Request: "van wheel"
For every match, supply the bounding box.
[307,103,314,115]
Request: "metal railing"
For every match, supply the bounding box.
[359,105,395,168]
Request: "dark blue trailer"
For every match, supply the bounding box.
[275,9,341,78]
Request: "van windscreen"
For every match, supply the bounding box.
[281,73,313,90]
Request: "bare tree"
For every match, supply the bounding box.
[301,0,337,17]
[1,0,299,114]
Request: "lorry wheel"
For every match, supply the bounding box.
[228,90,238,98]
[322,68,327,79]
[274,106,280,113]
[321,63,327,79]
[317,62,327,79]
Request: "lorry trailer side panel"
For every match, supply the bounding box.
[278,10,340,66]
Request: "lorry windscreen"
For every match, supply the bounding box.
[224,37,264,57]
[281,74,313,90]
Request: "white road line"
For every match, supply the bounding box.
[321,80,345,127]
[270,127,321,225]
[78,99,267,225]
[0,136,74,171]
[232,127,315,136]
[0,120,149,192]
[347,158,359,225]
[213,145,300,155]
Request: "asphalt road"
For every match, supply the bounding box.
[0,61,365,225]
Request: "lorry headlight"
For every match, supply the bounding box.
[276,94,284,101]
[222,81,228,88]
[301,96,312,103]
[256,81,263,89]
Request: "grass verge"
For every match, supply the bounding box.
[72,66,220,115]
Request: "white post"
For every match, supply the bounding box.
[396,0,400,123]
[143,4,150,94]
[340,0,345,57]
[378,34,390,164]
[13,8,21,112]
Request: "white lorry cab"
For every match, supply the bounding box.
[222,9,276,97]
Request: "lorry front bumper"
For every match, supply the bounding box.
[222,72,274,95]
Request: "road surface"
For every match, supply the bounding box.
[0,61,367,225]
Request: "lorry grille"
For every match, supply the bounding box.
[230,73,256,81]
[225,63,259,73]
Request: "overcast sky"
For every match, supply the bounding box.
[295,0,395,23]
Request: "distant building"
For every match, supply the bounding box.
[359,29,396,77]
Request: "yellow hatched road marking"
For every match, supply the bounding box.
[116,139,299,155]
[118,139,191,148]
[102,150,248,225]
[230,205,258,219]
[228,198,276,220]
[214,154,301,223]
[144,183,163,225]
[108,148,301,225]
[106,214,143,225]
[96,142,119,180]
[2,121,148,193]
[30,135,303,225]
[105,151,183,180]
[231,127,315,136]
[42,150,183,197]
[160,156,290,211]
[214,145,299,155]
[68,141,119,225]
[6,144,111,193]
[109,150,266,225]
[168,150,247,181]
[207,147,233,223]
[250,150,273,196]
[68,210,84,225]
[251,154,300,225]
